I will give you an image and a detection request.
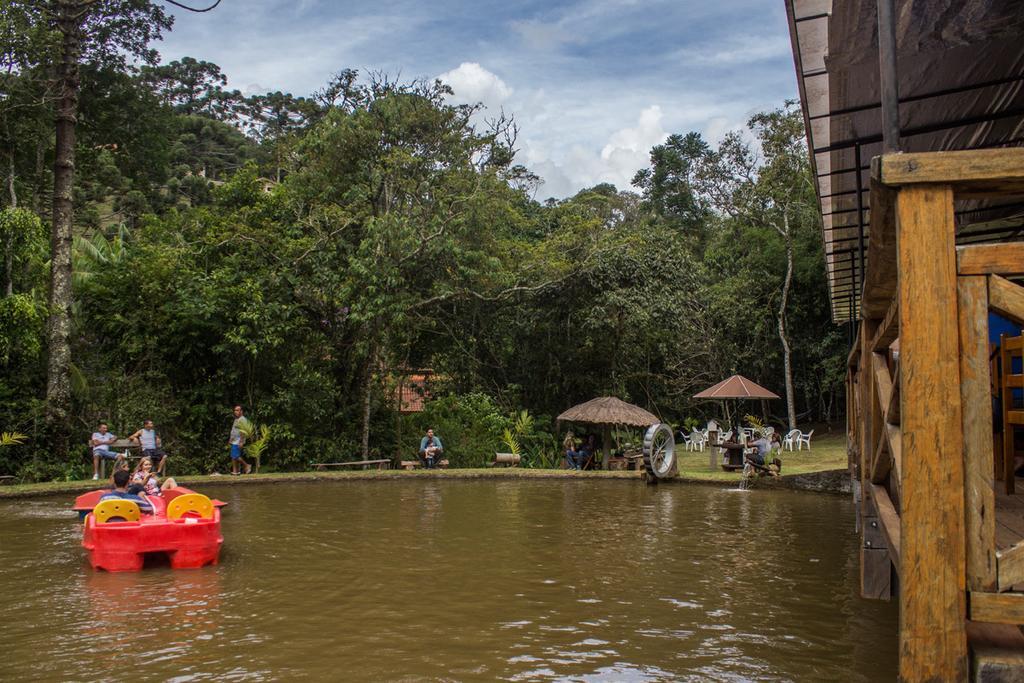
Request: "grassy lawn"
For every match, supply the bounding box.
[674,430,849,482]
[0,432,850,498]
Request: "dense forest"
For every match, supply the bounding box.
[0,1,846,478]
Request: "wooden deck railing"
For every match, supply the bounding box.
[848,148,1024,680]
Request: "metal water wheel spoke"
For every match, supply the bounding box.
[643,423,676,479]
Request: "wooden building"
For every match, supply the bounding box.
[785,1,1024,679]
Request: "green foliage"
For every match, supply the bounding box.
[405,393,509,468]
[240,423,272,473]
[0,432,27,447]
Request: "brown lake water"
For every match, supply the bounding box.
[0,480,897,681]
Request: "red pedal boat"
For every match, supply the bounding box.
[75,487,225,572]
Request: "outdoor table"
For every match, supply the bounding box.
[719,441,749,471]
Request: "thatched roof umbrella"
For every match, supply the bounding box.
[693,374,779,433]
[557,396,660,469]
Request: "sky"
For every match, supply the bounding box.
[157,0,798,199]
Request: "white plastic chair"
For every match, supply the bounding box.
[680,431,693,451]
[692,431,706,452]
[783,429,801,451]
[798,429,814,451]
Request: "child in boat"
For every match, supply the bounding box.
[100,469,154,513]
[132,456,177,496]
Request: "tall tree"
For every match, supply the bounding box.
[697,103,818,430]
[43,0,172,455]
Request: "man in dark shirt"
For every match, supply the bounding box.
[99,469,153,513]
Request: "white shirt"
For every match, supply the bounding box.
[92,432,116,452]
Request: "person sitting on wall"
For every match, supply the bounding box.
[746,432,771,468]
[99,469,154,514]
[419,428,444,469]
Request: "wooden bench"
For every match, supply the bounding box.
[94,439,142,478]
[400,459,449,470]
[0,475,15,485]
[314,459,391,471]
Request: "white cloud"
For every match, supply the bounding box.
[601,105,667,160]
[673,34,792,67]
[437,63,513,111]
[524,105,668,198]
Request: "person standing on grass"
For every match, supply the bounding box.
[228,405,253,475]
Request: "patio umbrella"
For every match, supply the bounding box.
[557,396,660,469]
[693,374,779,433]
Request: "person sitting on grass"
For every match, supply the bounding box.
[90,422,125,480]
[128,419,169,475]
[419,428,444,469]
[747,432,771,468]
[132,456,177,497]
[99,469,153,514]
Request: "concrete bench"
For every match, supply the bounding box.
[314,459,391,471]
[492,452,521,467]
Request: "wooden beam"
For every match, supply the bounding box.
[958,243,1024,276]
[861,178,898,319]
[860,317,892,602]
[967,621,1024,680]
[896,184,967,679]
[871,298,900,351]
[876,148,1024,196]
[871,429,892,484]
[886,422,902,483]
[848,330,861,368]
[872,483,902,568]
[998,542,1024,593]
[886,362,901,425]
[872,352,893,422]
[959,276,997,592]
[970,592,1024,625]
[990,275,1024,325]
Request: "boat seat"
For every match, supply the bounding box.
[167,493,214,520]
[93,499,141,524]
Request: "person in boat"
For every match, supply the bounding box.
[128,419,168,475]
[419,428,444,469]
[132,456,177,497]
[100,469,154,514]
[227,405,253,476]
[90,422,125,481]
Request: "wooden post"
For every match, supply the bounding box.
[895,184,967,680]
[860,318,891,600]
[958,276,996,591]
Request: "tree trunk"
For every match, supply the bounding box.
[360,344,376,459]
[45,1,83,457]
[778,220,797,431]
[4,119,16,296]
